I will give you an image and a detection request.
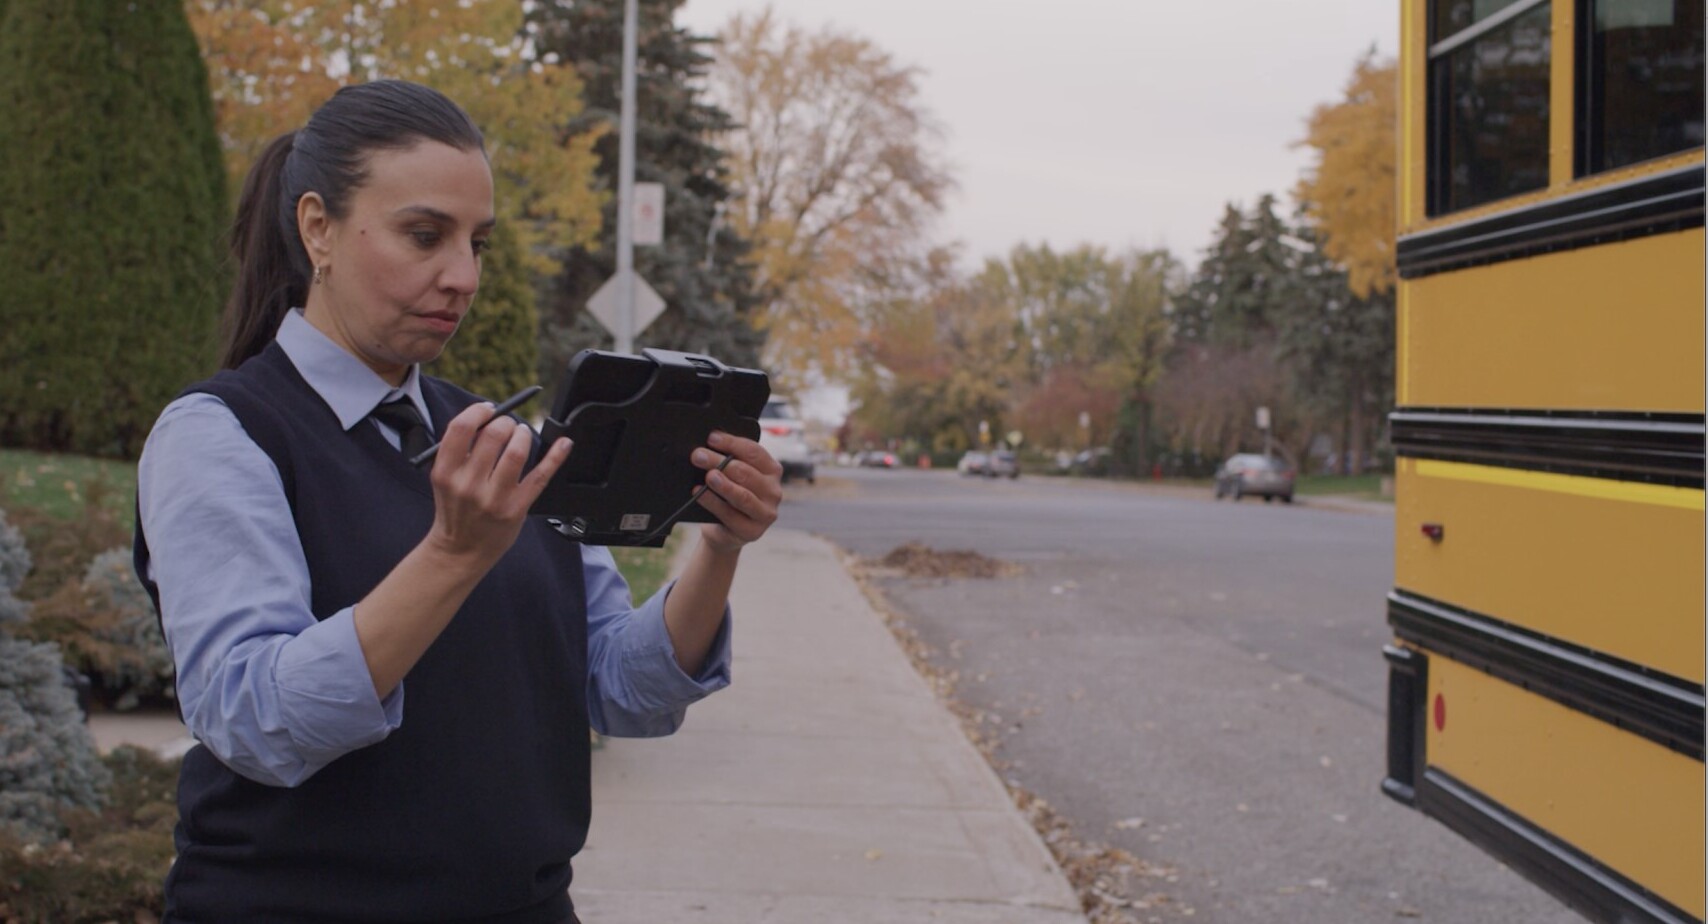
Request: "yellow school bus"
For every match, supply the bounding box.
[1383,2,1705,922]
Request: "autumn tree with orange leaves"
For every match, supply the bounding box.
[1295,51,1397,299]
[186,1,605,399]
[187,1,604,272]
[708,8,954,391]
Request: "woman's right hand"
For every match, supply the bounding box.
[424,402,571,570]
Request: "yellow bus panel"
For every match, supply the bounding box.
[1427,656,1706,918]
[1399,228,1706,413]
[1397,459,1705,683]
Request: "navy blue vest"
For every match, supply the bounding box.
[135,343,590,923]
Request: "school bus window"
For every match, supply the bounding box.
[1577,0,1706,175]
[1431,0,1529,41]
[1427,0,1552,216]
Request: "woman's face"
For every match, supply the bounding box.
[299,141,495,385]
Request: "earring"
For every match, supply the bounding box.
[313,264,325,285]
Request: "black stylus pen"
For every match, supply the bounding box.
[409,385,544,467]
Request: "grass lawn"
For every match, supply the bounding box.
[0,447,138,527]
[608,531,685,605]
[2,447,685,595]
[1294,472,1392,501]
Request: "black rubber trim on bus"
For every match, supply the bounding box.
[1391,408,1707,489]
[1388,590,1705,760]
[1380,645,1427,807]
[1396,163,1706,279]
[1417,768,1702,924]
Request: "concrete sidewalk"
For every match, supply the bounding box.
[571,528,1084,922]
[86,528,1084,922]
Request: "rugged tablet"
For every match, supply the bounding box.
[530,348,770,547]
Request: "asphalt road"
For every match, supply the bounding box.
[781,465,1580,924]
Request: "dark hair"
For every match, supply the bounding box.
[220,80,486,369]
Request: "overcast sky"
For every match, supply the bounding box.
[677,0,1398,271]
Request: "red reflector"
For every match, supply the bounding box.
[1433,693,1446,732]
[1421,523,1445,542]
[763,425,791,436]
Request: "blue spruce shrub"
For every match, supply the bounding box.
[0,508,29,626]
[0,511,111,844]
[0,639,112,844]
[79,548,174,709]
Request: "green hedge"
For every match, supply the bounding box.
[0,0,227,459]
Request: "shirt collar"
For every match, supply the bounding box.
[276,309,432,432]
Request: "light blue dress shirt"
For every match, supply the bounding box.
[138,310,730,787]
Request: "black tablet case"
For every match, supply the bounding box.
[530,348,770,547]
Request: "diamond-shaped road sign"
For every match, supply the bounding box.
[586,270,666,340]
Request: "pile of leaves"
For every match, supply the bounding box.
[871,542,1021,579]
[0,747,177,924]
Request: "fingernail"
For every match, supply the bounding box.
[707,431,728,447]
[693,449,712,465]
[708,470,726,487]
[556,438,571,452]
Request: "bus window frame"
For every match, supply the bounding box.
[1426,0,1553,217]
[1573,0,1707,179]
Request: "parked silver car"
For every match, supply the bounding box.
[1213,453,1294,502]
[759,399,814,484]
[984,449,1019,479]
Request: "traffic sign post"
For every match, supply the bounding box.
[611,0,641,353]
[634,183,664,246]
[587,270,665,342]
[584,0,668,353]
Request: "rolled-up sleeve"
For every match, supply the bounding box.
[139,396,401,787]
[581,545,731,737]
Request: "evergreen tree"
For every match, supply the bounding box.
[0,0,228,458]
[428,221,540,402]
[1275,212,1395,472]
[1174,194,1295,349]
[526,0,766,389]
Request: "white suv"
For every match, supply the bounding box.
[759,399,815,484]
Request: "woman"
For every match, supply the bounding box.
[134,80,781,923]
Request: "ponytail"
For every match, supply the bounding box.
[220,132,307,370]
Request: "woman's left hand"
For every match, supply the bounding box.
[691,430,783,553]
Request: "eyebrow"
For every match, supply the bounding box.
[395,205,497,230]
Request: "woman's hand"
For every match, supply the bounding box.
[425,402,572,569]
[691,430,782,554]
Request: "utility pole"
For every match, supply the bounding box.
[614,0,639,355]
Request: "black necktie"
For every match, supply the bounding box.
[370,397,434,459]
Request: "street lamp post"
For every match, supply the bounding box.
[614,0,639,355]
